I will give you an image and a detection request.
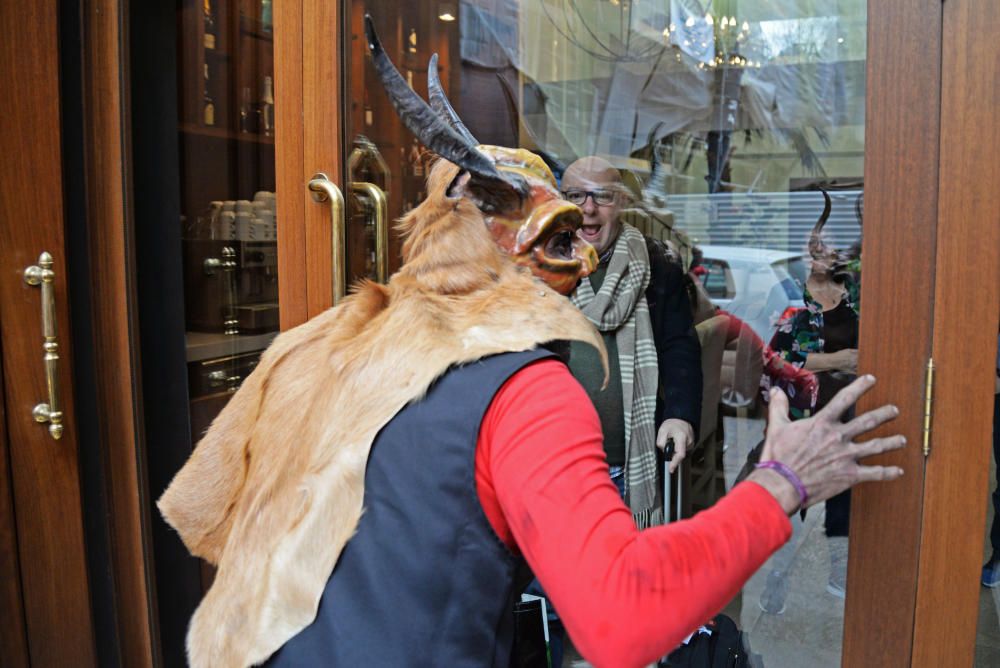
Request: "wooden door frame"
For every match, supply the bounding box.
[276,0,345,325]
[912,0,1000,663]
[847,0,1000,664]
[843,0,942,664]
[79,0,157,665]
[0,1,98,665]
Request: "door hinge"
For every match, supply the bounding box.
[923,358,935,457]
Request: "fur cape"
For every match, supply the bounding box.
[158,158,606,667]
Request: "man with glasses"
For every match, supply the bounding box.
[562,156,703,527]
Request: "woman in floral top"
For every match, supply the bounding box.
[767,246,861,599]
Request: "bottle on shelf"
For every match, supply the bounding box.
[260,0,273,34]
[363,91,373,127]
[259,75,275,136]
[203,63,216,126]
[239,86,253,133]
[408,138,424,177]
[203,0,216,50]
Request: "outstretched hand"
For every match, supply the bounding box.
[749,375,906,515]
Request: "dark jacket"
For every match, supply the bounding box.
[644,237,703,439]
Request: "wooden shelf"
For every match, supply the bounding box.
[239,15,273,42]
[179,123,274,145]
[186,330,278,363]
[204,48,231,60]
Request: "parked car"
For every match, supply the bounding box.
[697,245,807,344]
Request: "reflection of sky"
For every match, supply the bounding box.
[757,16,839,62]
[457,0,866,183]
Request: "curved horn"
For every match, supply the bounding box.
[364,15,502,183]
[808,187,833,260]
[427,54,479,146]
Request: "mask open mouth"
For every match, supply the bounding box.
[544,226,577,262]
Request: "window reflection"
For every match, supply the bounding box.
[356,1,868,665]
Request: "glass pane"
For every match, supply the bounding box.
[351,1,865,666]
[179,0,278,438]
[977,334,1000,666]
[147,0,279,658]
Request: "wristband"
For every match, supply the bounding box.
[754,460,808,509]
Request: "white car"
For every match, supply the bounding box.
[698,245,807,344]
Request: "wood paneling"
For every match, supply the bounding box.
[303,0,344,316]
[0,1,97,665]
[81,0,155,665]
[841,1,942,665]
[0,354,29,668]
[276,0,309,328]
[912,0,1000,663]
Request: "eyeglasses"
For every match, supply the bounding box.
[561,189,617,206]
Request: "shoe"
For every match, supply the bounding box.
[983,556,1000,587]
[827,536,848,599]
[758,569,787,614]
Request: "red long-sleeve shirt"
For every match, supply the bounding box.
[474,359,791,668]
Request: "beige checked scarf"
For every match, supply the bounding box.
[572,223,662,528]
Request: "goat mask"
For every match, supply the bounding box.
[372,22,597,295]
[157,15,606,667]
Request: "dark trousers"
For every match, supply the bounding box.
[825,490,852,538]
[990,393,1000,556]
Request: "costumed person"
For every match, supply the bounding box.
[157,18,906,668]
[562,156,703,525]
[766,189,862,601]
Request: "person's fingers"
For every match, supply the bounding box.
[767,388,791,427]
[852,464,905,483]
[668,451,685,474]
[842,404,900,440]
[849,435,907,459]
[818,374,876,422]
[656,423,671,448]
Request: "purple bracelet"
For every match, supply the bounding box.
[754,461,808,509]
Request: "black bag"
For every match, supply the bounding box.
[510,597,551,668]
[659,614,755,668]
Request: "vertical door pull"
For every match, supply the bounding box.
[923,358,934,457]
[308,173,346,304]
[22,252,64,439]
[351,182,389,283]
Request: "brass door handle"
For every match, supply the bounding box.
[204,247,239,335]
[351,182,389,283]
[22,252,63,439]
[308,173,346,304]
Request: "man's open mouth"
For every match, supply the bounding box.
[578,224,602,243]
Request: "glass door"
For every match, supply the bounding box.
[346,2,872,665]
[131,1,285,663]
[177,0,280,447]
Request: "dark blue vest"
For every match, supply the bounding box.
[265,349,554,667]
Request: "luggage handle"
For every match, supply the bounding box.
[663,438,683,524]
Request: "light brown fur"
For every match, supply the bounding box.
[158,158,606,667]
